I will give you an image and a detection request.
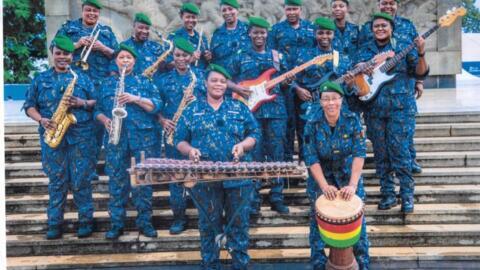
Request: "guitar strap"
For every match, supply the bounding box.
[271,49,281,71]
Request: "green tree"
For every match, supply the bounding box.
[463,0,480,33]
[3,0,47,83]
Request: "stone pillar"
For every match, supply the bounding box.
[45,0,70,62]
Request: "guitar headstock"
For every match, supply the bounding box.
[314,51,335,66]
[438,7,467,28]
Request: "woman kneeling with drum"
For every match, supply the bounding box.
[303,81,369,270]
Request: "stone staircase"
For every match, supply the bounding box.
[5,112,480,269]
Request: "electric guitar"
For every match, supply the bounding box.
[355,6,466,103]
[233,51,339,112]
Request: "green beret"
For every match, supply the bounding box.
[372,12,394,24]
[51,35,75,53]
[118,44,138,58]
[173,37,195,54]
[207,64,232,80]
[180,2,200,15]
[285,0,302,6]
[314,17,336,31]
[82,0,102,9]
[319,81,344,96]
[248,16,271,30]
[134,12,152,26]
[221,0,240,9]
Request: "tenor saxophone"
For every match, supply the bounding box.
[166,70,197,145]
[143,30,174,79]
[108,65,128,145]
[44,67,78,148]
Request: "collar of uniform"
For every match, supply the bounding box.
[78,18,101,31]
[178,27,199,38]
[220,19,248,32]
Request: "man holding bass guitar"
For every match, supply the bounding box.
[355,13,429,213]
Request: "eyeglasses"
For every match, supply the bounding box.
[320,97,343,103]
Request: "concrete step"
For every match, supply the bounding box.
[415,111,480,124]
[5,161,105,179]
[6,185,480,214]
[6,167,480,195]
[7,224,480,256]
[7,246,480,270]
[6,203,480,235]
[4,122,38,135]
[366,136,480,152]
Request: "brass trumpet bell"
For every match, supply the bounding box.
[75,60,89,71]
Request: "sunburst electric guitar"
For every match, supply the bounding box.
[355,6,466,103]
[233,51,339,111]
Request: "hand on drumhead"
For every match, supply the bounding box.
[339,185,356,201]
[321,185,338,200]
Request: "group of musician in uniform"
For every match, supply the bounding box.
[23,0,429,269]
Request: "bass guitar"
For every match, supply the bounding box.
[354,6,466,103]
[233,51,338,112]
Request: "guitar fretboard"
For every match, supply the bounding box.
[380,25,440,72]
[266,54,331,89]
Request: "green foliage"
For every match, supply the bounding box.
[3,0,47,83]
[463,0,480,33]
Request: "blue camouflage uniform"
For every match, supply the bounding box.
[56,19,119,87]
[355,39,426,204]
[228,47,289,209]
[174,98,261,269]
[268,19,316,161]
[294,47,352,161]
[23,68,96,229]
[56,18,119,173]
[120,37,170,75]
[303,105,369,270]
[94,72,163,231]
[152,67,206,223]
[168,28,210,69]
[210,20,250,68]
[332,21,360,61]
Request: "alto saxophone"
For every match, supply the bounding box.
[108,65,128,145]
[166,70,197,145]
[143,30,174,79]
[44,67,78,148]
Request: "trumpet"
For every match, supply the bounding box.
[75,23,101,71]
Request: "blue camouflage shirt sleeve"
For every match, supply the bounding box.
[173,107,192,148]
[23,75,40,114]
[142,77,164,115]
[242,105,261,143]
[303,121,320,167]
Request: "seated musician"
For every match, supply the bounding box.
[174,64,261,269]
[23,35,97,239]
[303,81,369,269]
[94,44,163,239]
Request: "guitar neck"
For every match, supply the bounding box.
[266,55,330,89]
[381,24,439,72]
[334,58,376,84]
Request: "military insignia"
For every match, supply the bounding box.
[343,134,349,139]
[333,149,340,154]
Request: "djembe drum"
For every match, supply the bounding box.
[315,194,364,270]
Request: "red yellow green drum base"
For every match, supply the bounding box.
[317,223,362,249]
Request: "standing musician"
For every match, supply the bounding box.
[293,17,353,164]
[210,0,250,72]
[303,81,369,270]
[95,45,163,239]
[55,0,118,87]
[355,13,428,213]
[120,12,170,75]
[23,35,97,239]
[358,0,424,173]
[167,2,211,69]
[331,0,360,61]
[55,0,119,181]
[174,64,261,269]
[268,0,315,163]
[153,37,206,235]
[227,16,291,215]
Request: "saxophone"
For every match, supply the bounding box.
[44,67,78,148]
[108,65,128,145]
[142,30,174,79]
[166,70,197,145]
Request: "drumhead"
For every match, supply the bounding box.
[315,194,363,221]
